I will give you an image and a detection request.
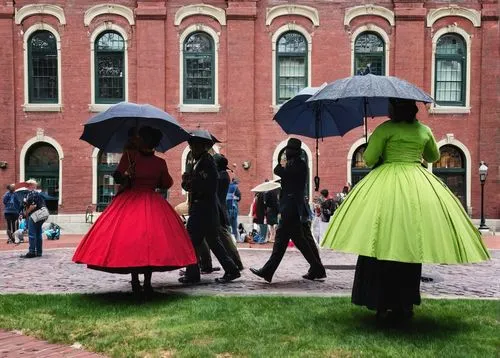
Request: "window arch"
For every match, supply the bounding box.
[434,34,466,106]
[351,144,370,186]
[354,32,385,76]
[25,143,60,214]
[183,32,215,105]
[432,145,466,209]
[96,151,122,212]
[276,31,308,104]
[94,31,125,104]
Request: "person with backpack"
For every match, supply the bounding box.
[319,189,337,242]
[3,184,21,244]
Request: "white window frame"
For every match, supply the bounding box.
[429,26,471,114]
[23,23,62,112]
[19,133,64,206]
[271,24,312,111]
[350,25,390,76]
[178,25,220,113]
[89,23,129,113]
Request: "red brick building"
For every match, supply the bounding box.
[0,1,498,226]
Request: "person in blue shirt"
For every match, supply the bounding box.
[226,178,241,240]
[3,184,21,244]
[20,179,48,258]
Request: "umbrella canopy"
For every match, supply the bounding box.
[189,129,221,143]
[306,74,434,140]
[80,102,190,153]
[251,181,281,193]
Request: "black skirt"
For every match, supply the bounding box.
[352,255,422,312]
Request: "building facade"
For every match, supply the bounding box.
[0,0,498,222]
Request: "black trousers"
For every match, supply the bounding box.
[195,226,243,271]
[260,216,325,278]
[185,219,239,281]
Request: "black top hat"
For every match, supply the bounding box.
[213,153,230,171]
[188,129,221,145]
[285,137,302,151]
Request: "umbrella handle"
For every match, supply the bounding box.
[314,176,320,192]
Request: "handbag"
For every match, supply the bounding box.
[30,206,49,223]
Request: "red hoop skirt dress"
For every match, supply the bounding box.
[73,151,197,273]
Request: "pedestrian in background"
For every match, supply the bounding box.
[3,184,21,244]
[226,177,241,240]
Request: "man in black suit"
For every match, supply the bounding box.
[180,132,240,284]
[250,138,326,282]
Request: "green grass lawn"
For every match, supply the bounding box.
[0,294,498,358]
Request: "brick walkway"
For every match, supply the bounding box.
[0,330,105,357]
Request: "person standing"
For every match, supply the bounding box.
[20,179,48,258]
[226,178,241,239]
[322,99,490,322]
[264,187,280,243]
[180,132,241,284]
[3,184,21,244]
[250,138,326,282]
[252,191,268,242]
[73,126,197,296]
[318,189,336,243]
[214,154,244,270]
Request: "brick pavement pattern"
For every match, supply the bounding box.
[0,329,105,357]
[1,248,498,298]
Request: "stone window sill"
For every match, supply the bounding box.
[178,104,220,113]
[23,103,62,112]
[428,106,471,114]
[89,104,113,113]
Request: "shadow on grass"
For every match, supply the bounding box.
[78,290,190,307]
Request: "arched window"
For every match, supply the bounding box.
[183,32,215,104]
[354,32,385,76]
[435,34,466,106]
[28,30,58,103]
[25,143,59,214]
[351,144,370,186]
[433,145,466,208]
[95,31,125,104]
[276,31,308,103]
[276,147,310,198]
[96,151,122,212]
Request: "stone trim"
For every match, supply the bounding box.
[271,24,312,106]
[344,5,395,27]
[434,135,472,212]
[23,23,62,110]
[427,6,481,28]
[174,4,226,26]
[15,4,66,25]
[19,131,64,206]
[430,25,471,113]
[84,4,135,26]
[266,4,319,27]
[178,24,220,111]
[349,24,390,76]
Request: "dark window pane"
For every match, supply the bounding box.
[351,145,370,186]
[354,32,385,76]
[434,145,464,169]
[95,32,125,103]
[29,31,58,103]
[97,152,122,212]
[183,32,214,104]
[435,34,465,106]
[277,32,308,103]
[26,144,59,169]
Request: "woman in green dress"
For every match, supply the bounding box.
[321,98,490,321]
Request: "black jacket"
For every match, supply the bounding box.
[273,157,309,223]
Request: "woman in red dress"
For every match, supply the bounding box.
[73,126,197,295]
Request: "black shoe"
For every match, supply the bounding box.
[20,252,37,259]
[215,271,241,283]
[201,267,221,274]
[131,281,142,294]
[302,270,327,281]
[178,276,200,284]
[249,267,272,283]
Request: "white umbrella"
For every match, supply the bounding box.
[251,181,281,193]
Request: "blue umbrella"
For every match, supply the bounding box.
[80,102,190,153]
[274,85,364,191]
[306,74,434,141]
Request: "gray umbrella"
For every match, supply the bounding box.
[80,102,190,152]
[306,74,434,141]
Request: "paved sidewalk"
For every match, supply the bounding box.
[0,329,105,357]
[1,247,498,298]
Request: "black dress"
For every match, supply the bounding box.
[352,256,422,313]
